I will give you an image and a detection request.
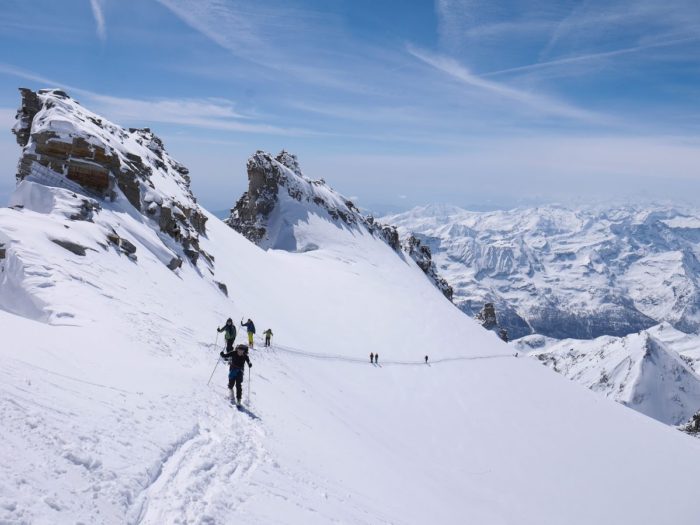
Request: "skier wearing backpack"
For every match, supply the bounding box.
[241,318,256,348]
[263,328,273,347]
[220,344,252,406]
[217,318,237,352]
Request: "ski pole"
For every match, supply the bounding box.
[247,365,252,404]
[207,357,221,386]
[206,331,221,386]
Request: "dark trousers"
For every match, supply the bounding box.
[225,339,234,352]
[265,336,271,347]
[228,368,244,400]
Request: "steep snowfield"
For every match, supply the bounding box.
[384,204,700,339]
[519,327,700,425]
[2,182,700,524]
[515,323,700,425]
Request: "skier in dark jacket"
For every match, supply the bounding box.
[220,344,252,405]
[263,328,273,347]
[370,352,374,364]
[217,318,237,352]
[241,318,256,348]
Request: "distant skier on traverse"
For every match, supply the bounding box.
[375,353,379,364]
[425,355,429,364]
[370,352,374,364]
[217,318,236,352]
[241,318,256,348]
[263,328,273,347]
[220,344,252,406]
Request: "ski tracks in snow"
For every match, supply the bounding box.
[130,395,267,525]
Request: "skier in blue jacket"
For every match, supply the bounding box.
[241,318,256,348]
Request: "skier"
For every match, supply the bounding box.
[375,353,379,364]
[241,318,256,348]
[263,328,273,347]
[220,344,252,406]
[217,318,237,352]
[425,355,429,364]
[370,352,374,364]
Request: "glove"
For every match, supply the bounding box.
[219,351,225,358]
[248,363,253,368]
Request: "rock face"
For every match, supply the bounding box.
[403,234,454,301]
[227,150,453,301]
[12,88,208,265]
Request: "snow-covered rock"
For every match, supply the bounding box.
[384,204,700,339]
[227,150,453,299]
[12,88,207,264]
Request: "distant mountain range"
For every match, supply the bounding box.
[384,204,700,340]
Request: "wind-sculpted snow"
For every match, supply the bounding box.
[385,204,700,339]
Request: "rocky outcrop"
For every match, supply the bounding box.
[474,302,510,340]
[227,150,456,301]
[403,235,454,301]
[227,150,367,244]
[51,239,89,256]
[12,88,208,266]
[680,412,700,436]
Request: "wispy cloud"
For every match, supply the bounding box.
[406,45,606,123]
[0,63,317,136]
[89,0,106,42]
[484,36,700,77]
[542,0,700,58]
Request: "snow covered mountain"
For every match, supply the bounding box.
[384,204,700,340]
[226,149,453,299]
[516,324,700,425]
[3,90,700,524]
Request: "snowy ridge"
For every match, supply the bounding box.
[3,95,700,524]
[228,150,453,299]
[517,323,700,425]
[384,203,700,339]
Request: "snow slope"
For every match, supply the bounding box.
[384,204,700,339]
[3,182,700,524]
[2,99,700,523]
[520,326,700,425]
[515,323,700,425]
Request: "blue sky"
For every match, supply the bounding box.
[0,0,699,213]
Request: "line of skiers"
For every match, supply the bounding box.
[216,317,273,405]
[369,353,431,364]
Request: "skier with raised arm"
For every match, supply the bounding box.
[220,344,252,406]
[241,318,256,348]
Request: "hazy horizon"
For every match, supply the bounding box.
[1,0,699,212]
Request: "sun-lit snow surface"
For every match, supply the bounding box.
[517,324,700,425]
[2,185,700,524]
[384,204,700,339]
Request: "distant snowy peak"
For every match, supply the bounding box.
[522,326,700,425]
[386,203,700,339]
[226,150,453,300]
[12,88,207,264]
